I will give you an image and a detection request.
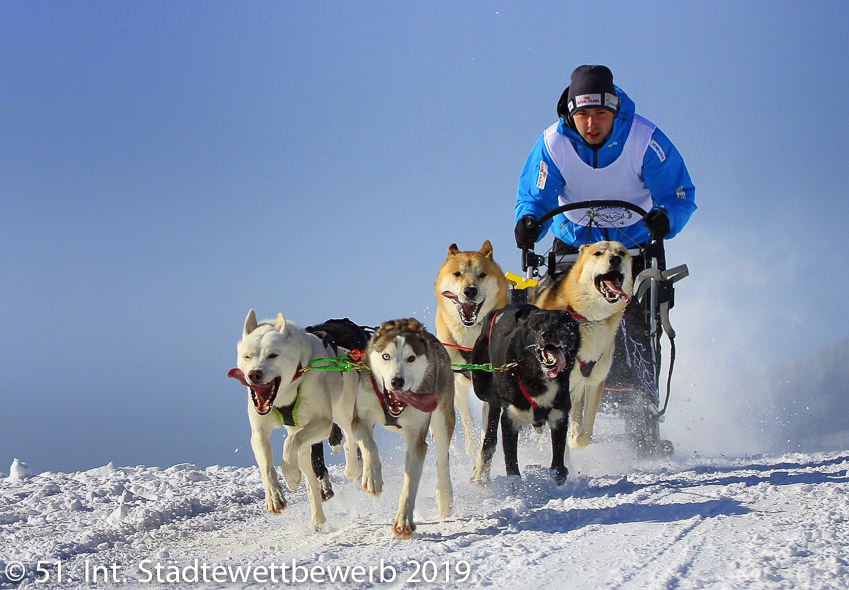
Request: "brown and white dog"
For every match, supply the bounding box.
[353,318,455,539]
[535,241,633,450]
[434,241,509,456]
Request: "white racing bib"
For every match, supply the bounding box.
[544,115,656,228]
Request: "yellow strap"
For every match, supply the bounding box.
[505,271,538,290]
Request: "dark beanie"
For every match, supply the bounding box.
[565,65,619,115]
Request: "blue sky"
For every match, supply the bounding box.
[2,1,848,473]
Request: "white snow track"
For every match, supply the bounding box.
[2,443,848,589]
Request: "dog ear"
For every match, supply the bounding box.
[275,313,287,332]
[375,320,393,339]
[244,309,258,336]
[447,243,460,257]
[479,240,493,258]
[406,318,423,335]
[578,244,590,254]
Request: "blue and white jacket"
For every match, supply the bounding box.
[515,86,696,248]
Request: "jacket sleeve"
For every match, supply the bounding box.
[641,127,696,239]
[515,133,565,244]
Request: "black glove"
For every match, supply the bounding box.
[642,209,670,241]
[514,215,540,249]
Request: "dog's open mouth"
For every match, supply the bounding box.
[384,388,439,416]
[228,368,281,415]
[441,291,483,327]
[539,345,568,379]
[594,271,631,304]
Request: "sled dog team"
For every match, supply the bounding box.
[229,240,633,537]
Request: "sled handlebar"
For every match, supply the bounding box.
[535,200,649,226]
[521,200,650,275]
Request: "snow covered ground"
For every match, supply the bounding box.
[2,417,848,589]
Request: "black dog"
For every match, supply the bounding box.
[471,304,579,485]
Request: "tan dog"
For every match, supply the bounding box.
[434,241,509,456]
[535,241,633,450]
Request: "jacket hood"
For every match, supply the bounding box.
[557,85,635,147]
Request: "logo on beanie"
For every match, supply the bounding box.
[573,94,602,109]
[569,92,619,114]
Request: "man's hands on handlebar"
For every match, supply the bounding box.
[515,215,540,249]
[642,209,670,242]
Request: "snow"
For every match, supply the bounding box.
[7,460,31,482]
[2,424,848,589]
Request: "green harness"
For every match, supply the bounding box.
[273,382,302,427]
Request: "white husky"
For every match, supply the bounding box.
[228,310,358,530]
[353,318,455,538]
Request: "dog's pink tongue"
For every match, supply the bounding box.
[545,349,568,379]
[228,369,274,413]
[603,280,631,304]
[394,390,439,413]
[228,368,248,386]
[441,291,460,304]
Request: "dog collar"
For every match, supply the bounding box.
[566,305,587,322]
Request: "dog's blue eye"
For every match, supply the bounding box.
[382,353,391,361]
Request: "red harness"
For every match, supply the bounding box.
[292,362,305,382]
[488,312,539,410]
[565,305,600,376]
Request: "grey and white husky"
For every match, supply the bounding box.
[352,318,455,538]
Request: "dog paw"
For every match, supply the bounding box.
[471,463,491,485]
[569,432,592,450]
[344,460,362,480]
[361,467,383,496]
[343,447,362,479]
[264,484,287,514]
[436,490,453,519]
[311,516,329,532]
[319,477,335,502]
[392,513,416,539]
[550,466,569,487]
[280,461,302,492]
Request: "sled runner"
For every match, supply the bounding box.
[508,200,689,456]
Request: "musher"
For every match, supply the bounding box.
[513,64,696,429]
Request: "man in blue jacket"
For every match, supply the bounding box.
[515,64,695,253]
[514,65,695,448]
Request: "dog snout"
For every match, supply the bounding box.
[609,255,621,269]
[463,286,478,300]
[390,376,405,391]
[248,369,264,383]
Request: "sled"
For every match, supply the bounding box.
[507,200,689,456]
